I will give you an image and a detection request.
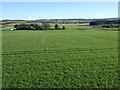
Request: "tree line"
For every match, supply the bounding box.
[14,22,65,30]
[90,20,120,25]
[89,20,120,28]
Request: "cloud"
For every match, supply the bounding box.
[92,15,117,19]
[28,16,32,20]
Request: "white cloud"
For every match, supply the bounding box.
[92,15,117,19]
[28,16,32,20]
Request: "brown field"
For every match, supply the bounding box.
[58,23,90,26]
[48,23,90,26]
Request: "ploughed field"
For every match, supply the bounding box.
[2,26,119,88]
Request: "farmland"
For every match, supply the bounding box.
[2,25,119,88]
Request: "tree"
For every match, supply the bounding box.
[14,24,18,28]
[41,22,50,30]
[55,24,59,30]
[62,26,65,29]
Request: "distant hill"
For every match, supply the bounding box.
[1,18,119,24]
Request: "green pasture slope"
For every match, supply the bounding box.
[2,25,119,88]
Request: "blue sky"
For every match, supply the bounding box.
[2,2,118,20]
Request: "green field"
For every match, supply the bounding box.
[2,25,119,88]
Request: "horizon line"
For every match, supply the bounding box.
[1,17,118,20]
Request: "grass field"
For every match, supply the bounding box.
[2,25,119,88]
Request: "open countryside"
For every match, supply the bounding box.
[1,2,120,88]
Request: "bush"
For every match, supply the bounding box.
[62,26,65,29]
[49,28,54,30]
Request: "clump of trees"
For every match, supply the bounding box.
[41,22,51,30]
[54,24,65,30]
[14,23,66,30]
[14,22,51,30]
[14,24,34,30]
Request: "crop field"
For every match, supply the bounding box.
[2,25,119,88]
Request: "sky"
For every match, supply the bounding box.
[1,2,118,20]
[1,0,119,2]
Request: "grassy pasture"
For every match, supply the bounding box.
[2,25,119,88]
